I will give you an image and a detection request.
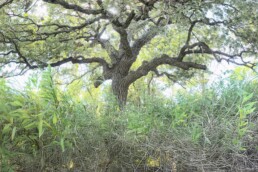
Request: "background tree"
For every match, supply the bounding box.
[0,0,257,106]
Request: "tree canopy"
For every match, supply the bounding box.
[0,0,257,105]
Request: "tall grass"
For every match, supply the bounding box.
[1,67,258,171]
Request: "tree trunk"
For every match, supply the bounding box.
[112,76,129,108]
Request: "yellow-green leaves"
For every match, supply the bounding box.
[11,126,16,141]
[53,113,58,124]
[2,124,12,134]
[38,113,44,138]
[60,137,65,152]
[10,100,23,107]
[23,13,29,18]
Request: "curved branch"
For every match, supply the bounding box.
[87,24,119,64]
[125,54,207,84]
[0,0,13,9]
[9,39,110,70]
[123,11,136,28]
[43,0,103,15]
[112,25,133,59]
[0,50,16,56]
[49,56,108,68]
[178,19,227,61]
[182,43,257,69]
[38,16,103,36]
[12,40,34,69]
[185,20,198,46]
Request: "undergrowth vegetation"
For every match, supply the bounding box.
[1,67,258,172]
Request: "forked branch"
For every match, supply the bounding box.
[125,54,207,84]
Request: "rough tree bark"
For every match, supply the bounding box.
[112,77,129,107]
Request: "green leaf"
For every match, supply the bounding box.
[11,127,16,141]
[60,138,65,152]
[242,93,253,104]
[10,100,23,107]
[8,117,14,124]
[53,113,57,124]
[43,121,52,129]
[38,118,43,138]
[24,122,37,130]
[239,121,248,127]
[2,123,12,134]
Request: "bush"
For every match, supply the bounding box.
[1,67,258,171]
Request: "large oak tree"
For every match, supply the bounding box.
[0,0,257,105]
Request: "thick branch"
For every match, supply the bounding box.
[132,27,160,57]
[123,11,136,28]
[0,0,13,9]
[49,56,109,68]
[90,25,119,64]
[0,56,109,78]
[10,39,109,70]
[43,0,103,15]
[125,54,207,84]
[112,26,133,59]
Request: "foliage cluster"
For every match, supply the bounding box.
[1,67,258,171]
[1,0,257,105]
